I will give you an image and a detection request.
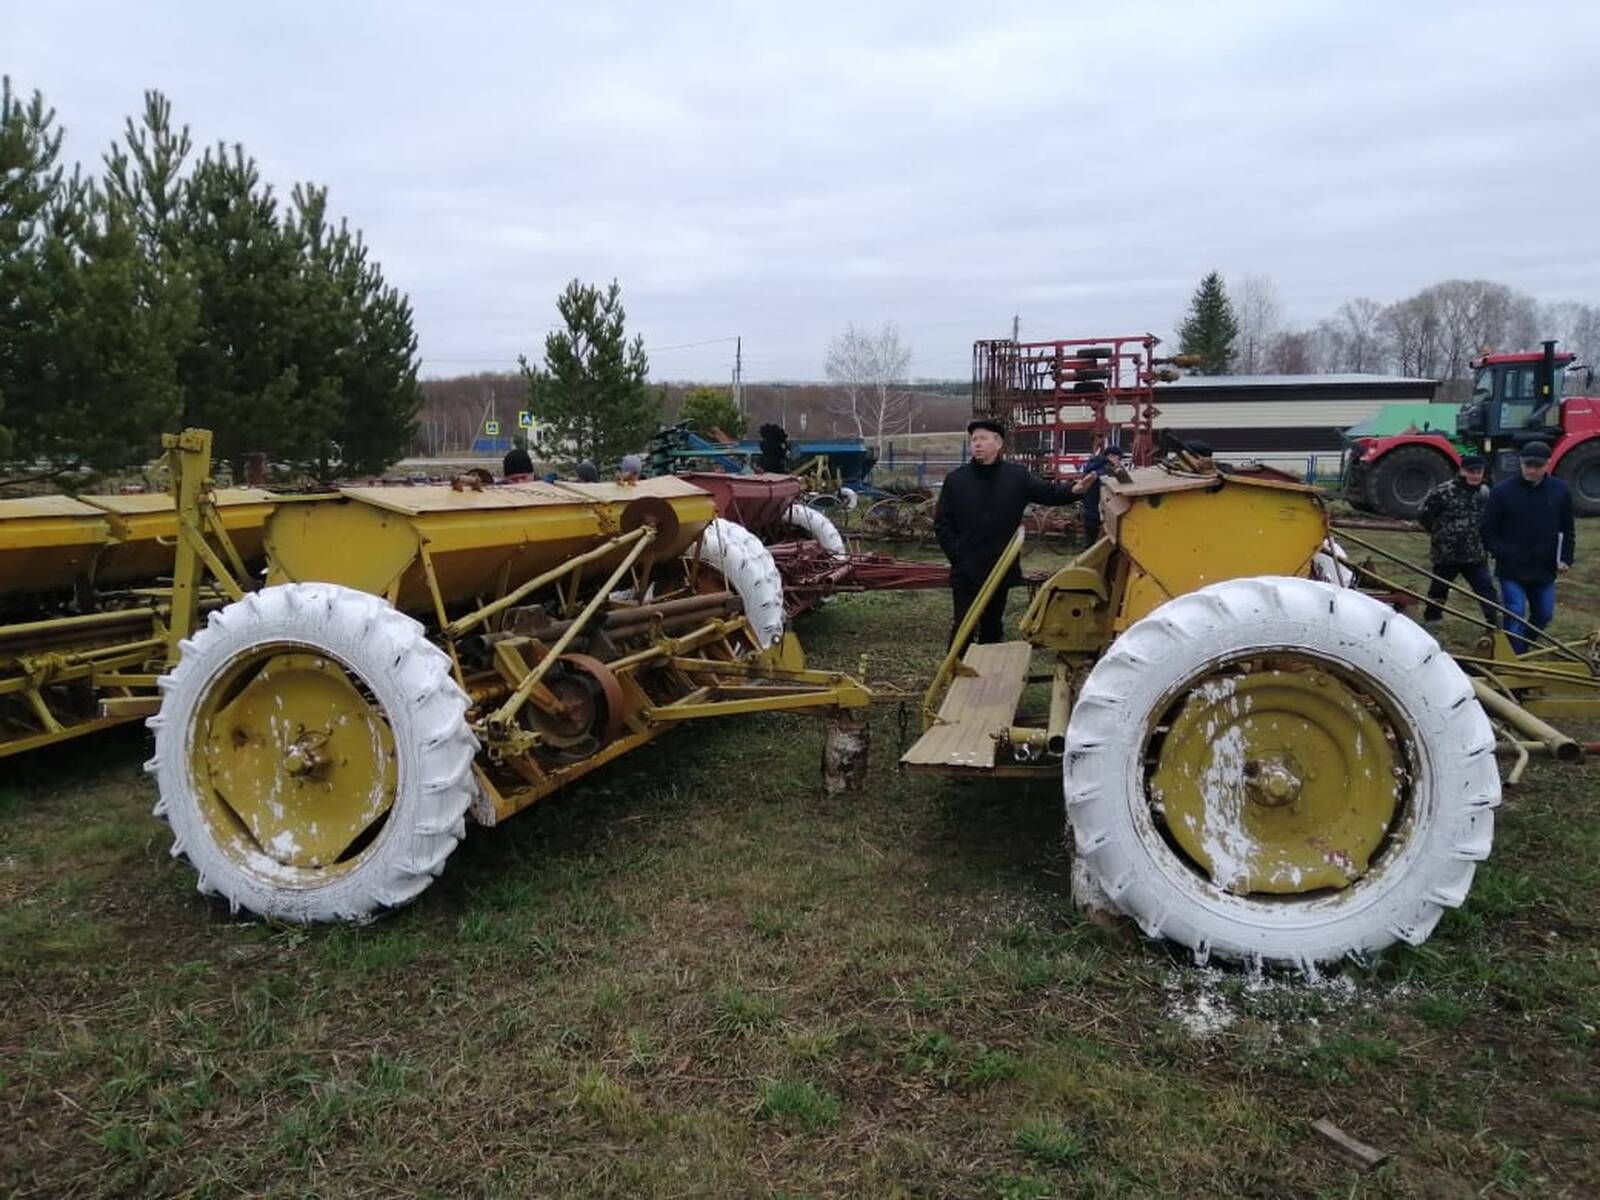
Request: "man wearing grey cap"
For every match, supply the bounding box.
[617,454,643,484]
[1481,440,1576,653]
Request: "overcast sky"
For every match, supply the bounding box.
[11,1,1599,382]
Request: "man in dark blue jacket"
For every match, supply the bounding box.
[1077,443,1125,545]
[934,418,1088,647]
[1480,441,1575,653]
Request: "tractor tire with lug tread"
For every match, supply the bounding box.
[149,583,478,923]
[1555,439,1600,516]
[1343,460,1374,512]
[1365,445,1454,519]
[1064,576,1498,970]
[1075,346,1114,359]
[693,517,786,648]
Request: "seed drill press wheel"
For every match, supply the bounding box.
[1064,576,1500,970]
[692,517,786,648]
[780,501,847,559]
[148,583,479,923]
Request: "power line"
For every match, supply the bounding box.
[423,334,744,366]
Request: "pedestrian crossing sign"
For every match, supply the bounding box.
[485,419,500,436]
[518,410,534,429]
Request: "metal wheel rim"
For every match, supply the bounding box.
[187,643,399,886]
[1141,651,1415,901]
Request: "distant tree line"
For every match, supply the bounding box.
[1180,271,1600,396]
[0,78,421,486]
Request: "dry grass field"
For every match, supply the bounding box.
[3,525,1597,1197]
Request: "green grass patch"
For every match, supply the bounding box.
[754,1077,841,1131]
[1013,1116,1089,1166]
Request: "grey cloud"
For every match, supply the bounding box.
[12,0,1599,381]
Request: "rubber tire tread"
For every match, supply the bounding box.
[782,502,847,558]
[1554,439,1600,516]
[694,517,786,647]
[146,583,478,924]
[1365,445,1453,519]
[1064,576,1499,969]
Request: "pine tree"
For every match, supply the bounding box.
[174,141,308,478]
[678,385,744,439]
[0,81,182,483]
[1178,271,1240,375]
[0,78,70,470]
[282,185,420,479]
[2,84,421,484]
[526,279,657,465]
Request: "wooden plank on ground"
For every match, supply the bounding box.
[901,641,1032,773]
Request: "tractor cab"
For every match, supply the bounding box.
[1457,341,1571,451]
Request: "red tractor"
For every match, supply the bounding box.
[1344,341,1600,519]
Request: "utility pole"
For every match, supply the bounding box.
[1012,314,1020,344]
[735,336,744,417]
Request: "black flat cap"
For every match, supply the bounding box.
[967,417,1007,438]
[1519,441,1551,462]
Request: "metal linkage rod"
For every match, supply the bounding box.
[1333,526,1588,668]
[446,526,652,641]
[487,527,657,732]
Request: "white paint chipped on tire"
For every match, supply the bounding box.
[1064,575,1500,969]
[782,502,847,559]
[147,582,478,923]
[693,517,786,647]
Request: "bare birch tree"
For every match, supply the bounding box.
[1233,274,1282,374]
[823,321,915,454]
[1543,301,1600,372]
[1327,297,1384,372]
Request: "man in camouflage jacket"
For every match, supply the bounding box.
[1417,454,1497,622]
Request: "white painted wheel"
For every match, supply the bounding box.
[1310,537,1355,587]
[693,517,786,648]
[1064,576,1499,969]
[838,486,859,512]
[147,583,478,923]
[782,502,847,559]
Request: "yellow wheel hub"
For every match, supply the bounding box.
[1149,667,1401,894]
[192,652,398,872]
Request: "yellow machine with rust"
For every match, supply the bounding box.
[2,430,870,923]
[904,451,1595,970]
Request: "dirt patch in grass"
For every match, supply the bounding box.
[2,533,1597,1196]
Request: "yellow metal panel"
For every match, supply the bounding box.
[0,497,111,595]
[266,499,423,599]
[269,482,716,616]
[338,482,584,515]
[902,641,1032,773]
[1113,475,1326,627]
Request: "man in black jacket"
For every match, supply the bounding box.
[934,418,1088,647]
[1480,441,1576,653]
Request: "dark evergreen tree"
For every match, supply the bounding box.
[1,81,182,484]
[0,78,62,467]
[524,278,656,465]
[678,385,745,439]
[284,185,420,479]
[1178,271,1240,375]
[173,142,305,477]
